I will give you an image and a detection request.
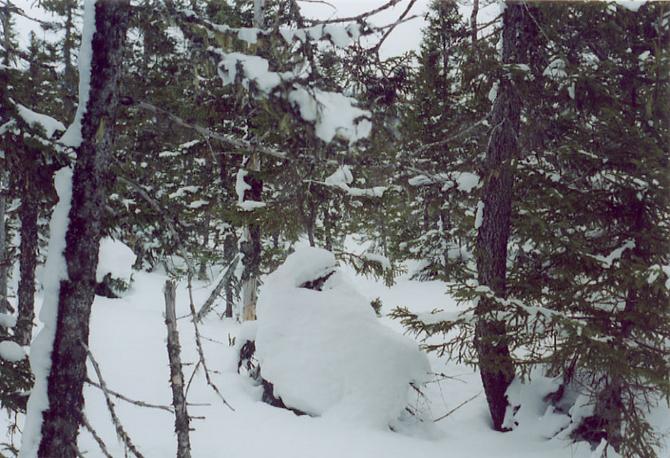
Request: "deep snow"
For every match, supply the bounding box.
[2,249,668,457]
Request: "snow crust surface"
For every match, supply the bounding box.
[255,247,430,428]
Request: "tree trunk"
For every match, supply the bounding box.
[0,169,10,314]
[0,0,12,316]
[36,2,130,456]
[240,154,262,322]
[470,0,479,45]
[63,1,77,118]
[223,229,236,318]
[197,214,210,281]
[163,281,192,458]
[15,154,39,345]
[473,1,530,432]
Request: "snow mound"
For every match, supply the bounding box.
[96,237,137,283]
[503,376,571,438]
[0,340,26,362]
[255,246,430,428]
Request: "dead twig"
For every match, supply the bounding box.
[195,256,239,322]
[81,414,114,458]
[433,391,482,423]
[85,377,174,413]
[83,341,145,458]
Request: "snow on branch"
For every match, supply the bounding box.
[213,49,371,144]
[179,7,366,47]
[165,1,372,145]
[318,165,387,197]
[408,170,480,193]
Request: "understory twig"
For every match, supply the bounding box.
[86,377,174,413]
[81,414,114,458]
[195,256,239,322]
[83,341,145,458]
[433,391,482,423]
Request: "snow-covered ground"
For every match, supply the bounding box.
[2,251,668,457]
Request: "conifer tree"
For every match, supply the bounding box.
[20,2,131,455]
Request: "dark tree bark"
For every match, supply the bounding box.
[164,281,192,458]
[15,151,39,345]
[215,150,239,319]
[62,0,78,118]
[0,168,9,316]
[37,2,130,456]
[0,0,13,316]
[473,1,532,432]
[223,229,237,318]
[470,0,479,45]
[323,206,334,251]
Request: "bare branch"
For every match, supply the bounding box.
[303,0,405,25]
[195,256,240,322]
[85,378,174,413]
[371,0,418,55]
[83,342,145,458]
[80,414,114,458]
[433,391,481,422]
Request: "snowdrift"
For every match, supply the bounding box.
[254,246,430,428]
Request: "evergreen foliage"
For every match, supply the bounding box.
[0,1,667,456]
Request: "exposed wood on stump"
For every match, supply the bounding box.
[240,154,262,322]
[164,280,192,458]
[473,1,532,432]
[37,2,130,456]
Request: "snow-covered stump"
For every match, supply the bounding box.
[240,247,430,429]
[95,237,137,298]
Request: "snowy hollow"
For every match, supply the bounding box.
[254,247,430,429]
